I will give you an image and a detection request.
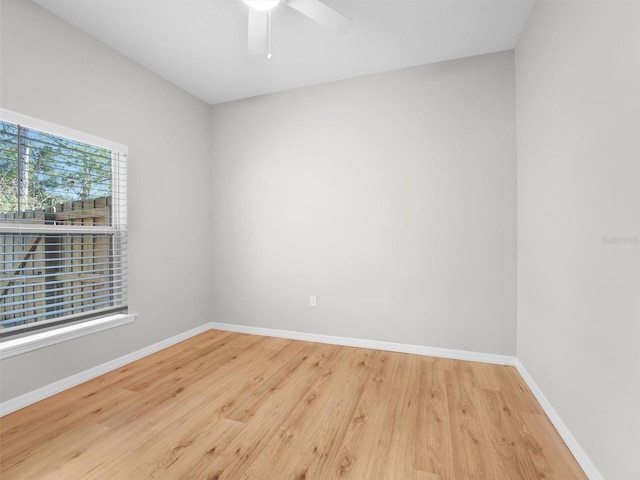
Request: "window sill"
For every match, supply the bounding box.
[0,314,137,360]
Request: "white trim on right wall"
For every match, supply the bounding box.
[515,359,605,480]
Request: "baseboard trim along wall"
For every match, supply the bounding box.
[207,321,517,366]
[0,322,601,480]
[0,323,211,417]
[515,359,604,480]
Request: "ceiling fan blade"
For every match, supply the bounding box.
[285,0,352,33]
[247,8,268,55]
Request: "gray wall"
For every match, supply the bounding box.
[516,1,640,479]
[0,0,213,401]
[210,52,517,355]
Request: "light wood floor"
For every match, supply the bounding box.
[0,330,587,479]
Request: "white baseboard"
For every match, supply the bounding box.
[206,321,517,366]
[0,323,211,417]
[515,359,604,480]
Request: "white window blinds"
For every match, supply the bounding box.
[0,110,128,337]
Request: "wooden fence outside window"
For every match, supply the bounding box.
[0,196,112,329]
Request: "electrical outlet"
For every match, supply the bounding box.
[310,295,317,307]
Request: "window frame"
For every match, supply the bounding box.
[0,109,134,351]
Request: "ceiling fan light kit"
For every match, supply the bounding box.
[244,0,280,12]
[244,0,352,58]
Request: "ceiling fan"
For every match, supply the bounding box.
[243,0,352,58]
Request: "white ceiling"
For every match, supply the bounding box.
[33,0,535,105]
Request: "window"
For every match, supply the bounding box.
[0,110,128,338]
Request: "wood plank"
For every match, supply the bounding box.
[71,200,83,311]
[498,366,545,415]
[445,366,498,479]
[328,350,394,480]
[191,343,343,479]
[240,346,373,480]
[52,209,107,221]
[33,210,47,318]
[412,356,453,478]
[81,199,95,311]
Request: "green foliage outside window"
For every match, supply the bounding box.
[0,121,112,213]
